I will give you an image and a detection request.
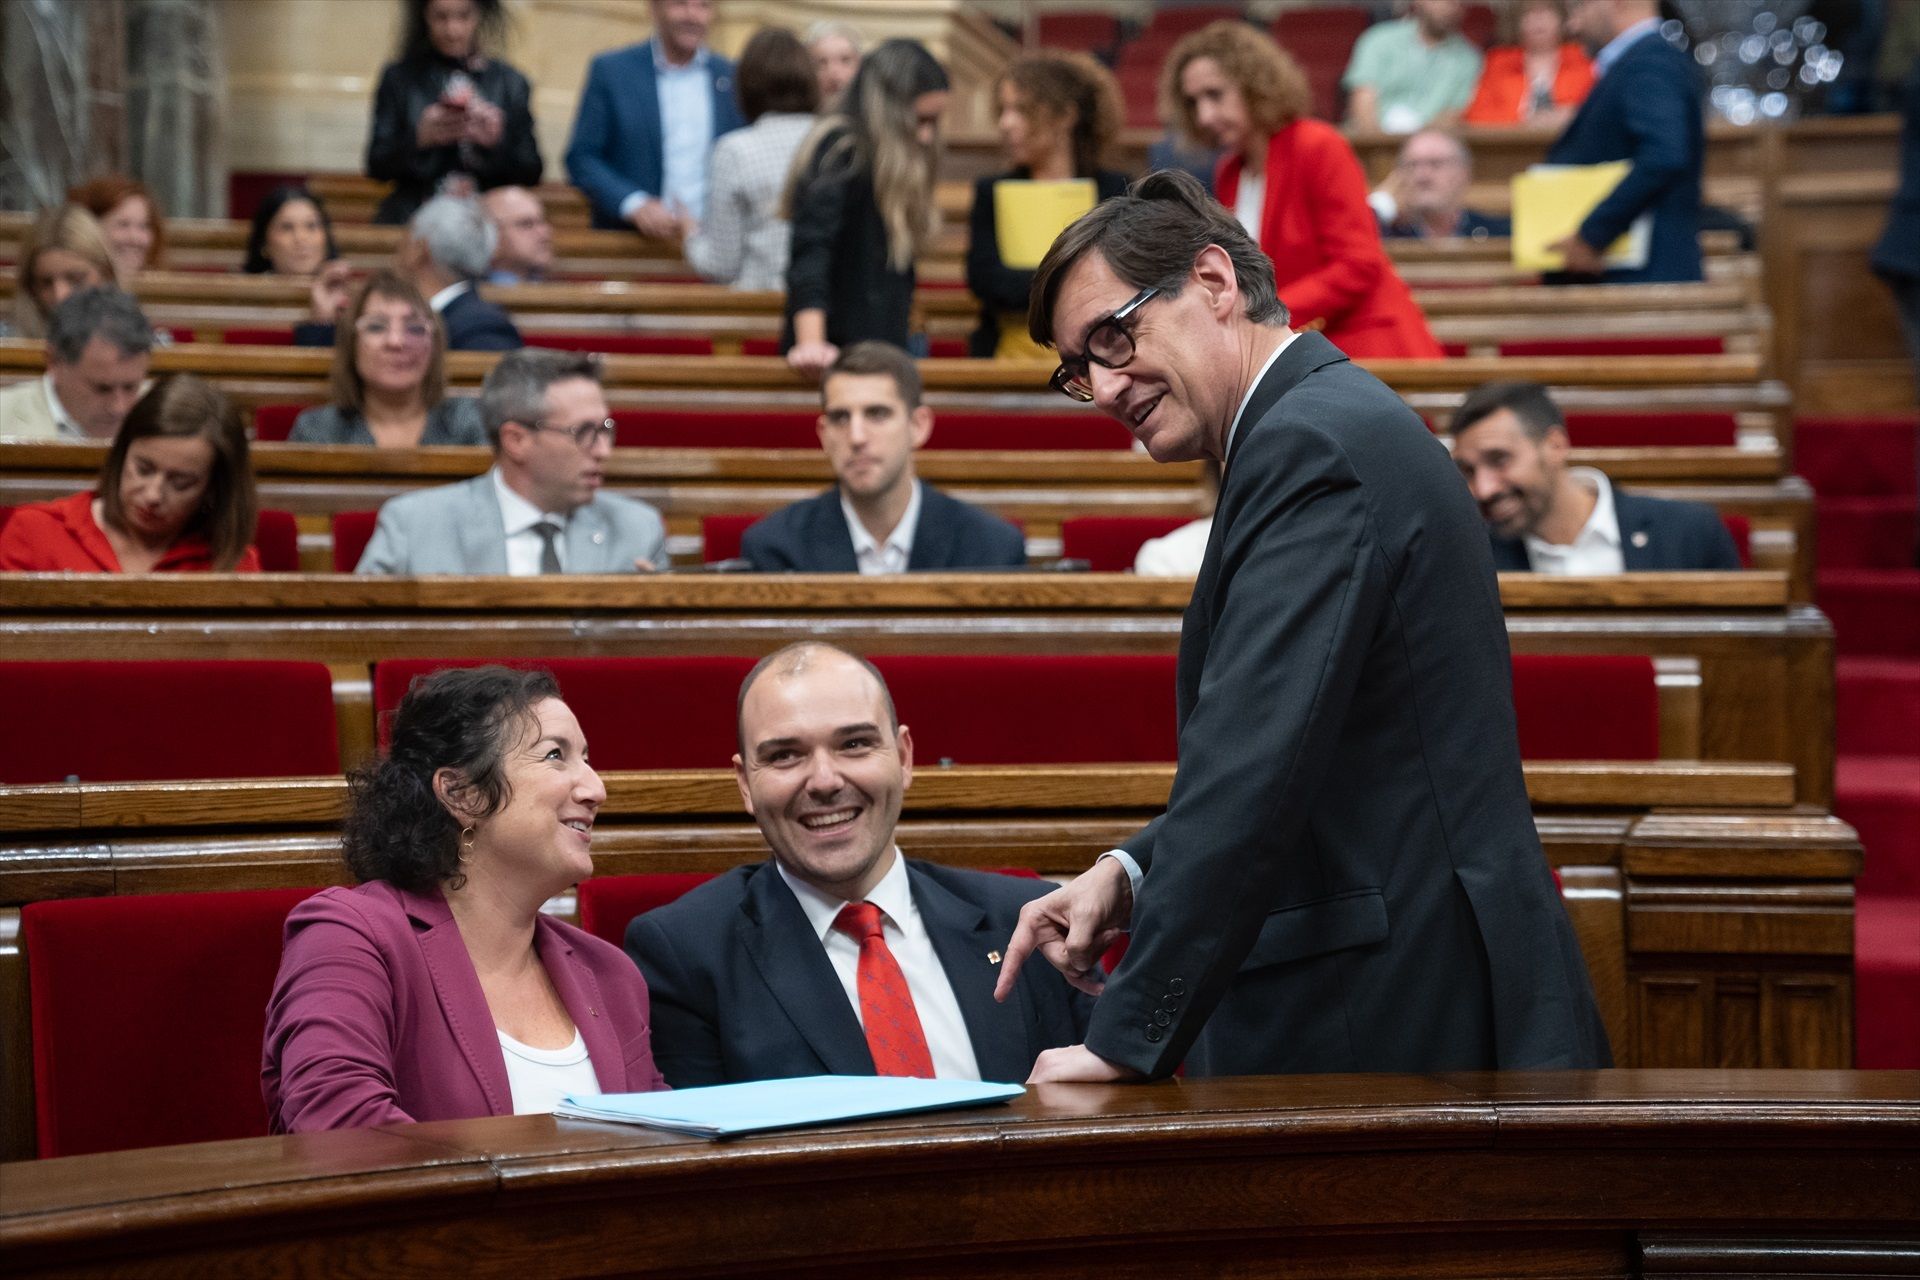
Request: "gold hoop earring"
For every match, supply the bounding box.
[459,826,476,861]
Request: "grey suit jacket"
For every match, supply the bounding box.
[355,471,667,574]
[0,378,63,440]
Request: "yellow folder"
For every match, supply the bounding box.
[1510,162,1651,272]
[993,178,1099,270]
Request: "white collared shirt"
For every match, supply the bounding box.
[428,280,472,313]
[1233,170,1266,238]
[1524,467,1625,574]
[41,373,86,439]
[841,479,923,576]
[1594,16,1662,77]
[491,465,572,576]
[775,849,984,1082]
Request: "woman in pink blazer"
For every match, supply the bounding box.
[263,666,667,1132]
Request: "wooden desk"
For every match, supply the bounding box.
[4,1072,1913,1276]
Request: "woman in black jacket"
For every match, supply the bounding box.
[364,0,541,225]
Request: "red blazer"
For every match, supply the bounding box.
[0,490,261,573]
[1216,121,1444,359]
[263,881,669,1133]
[1464,45,1596,125]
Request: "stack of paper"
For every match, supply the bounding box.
[1510,161,1651,272]
[554,1075,1025,1139]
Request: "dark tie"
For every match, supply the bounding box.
[831,901,936,1078]
[533,520,563,574]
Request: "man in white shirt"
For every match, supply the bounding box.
[356,348,666,574]
[1450,380,1742,572]
[624,642,1090,1087]
[0,287,151,441]
[739,342,1027,572]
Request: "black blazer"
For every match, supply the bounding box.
[966,168,1130,357]
[1544,30,1704,283]
[1487,488,1742,571]
[783,131,915,352]
[1873,60,1920,284]
[740,483,1026,572]
[1097,332,1610,1079]
[440,285,523,352]
[624,860,1091,1087]
[364,54,542,225]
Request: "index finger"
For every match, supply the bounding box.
[993,902,1044,1003]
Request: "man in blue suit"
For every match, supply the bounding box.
[1451,381,1742,572]
[565,0,746,235]
[624,643,1090,1087]
[1545,0,1703,283]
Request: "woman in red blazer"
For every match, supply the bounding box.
[263,666,668,1132]
[0,374,261,573]
[1159,21,1442,360]
[1463,0,1595,127]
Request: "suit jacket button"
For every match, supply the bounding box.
[1154,1010,1171,1026]
[592,531,605,544]
[1162,994,1180,1010]
[1145,1025,1163,1042]
[1168,978,1186,995]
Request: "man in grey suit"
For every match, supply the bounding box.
[999,171,1609,1082]
[356,348,666,574]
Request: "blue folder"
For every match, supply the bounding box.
[553,1075,1025,1138]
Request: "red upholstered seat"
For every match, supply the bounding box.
[1721,513,1753,568]
[1562,412,1739,448]
[254,508,301,572]
[223,327,295,346]
[0,505,12,532]
[1060,516,1202,570]
[1856,895,1920,1068]
[0,661,340,784]
[925,413,1133,451]
[1035,11,1120,54]
[868,655,1179,764]
[25,886,323,1157]
[1461,2,1497,47]
[161,326,195,345]
[526,333,715,357]
[252,403,309,442]
[331,510,379,573]
[1497,336,1725,357]
[1509,654,1659,760]
[703,513,758,562]
[577,873,720,948]
[612,409,1133,452]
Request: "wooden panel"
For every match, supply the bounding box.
[1635,976,1711,1068]
[0,909,32,1162]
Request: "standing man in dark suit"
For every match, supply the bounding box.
[565,0,746,235]
[740,342,1027,572]
[999,171,1609,1083]
[625,643,1089,1087]
[1544,0,1703,283]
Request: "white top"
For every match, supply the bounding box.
[1133,517,1213,577]
[841,479,924,576]
[1233,170,1266,238]
[42,374,85,439]
[775,849,984,1081]
[428,280,471,314]
[497,1027,600,1116]
[1523,467,1625,574]
[491,465,572,575]
[684,112,815,291]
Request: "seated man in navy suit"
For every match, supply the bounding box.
[625,642,1090,1086]
[1451,381,1741,572]
[565,0,745,236]
[740,342,1027,572]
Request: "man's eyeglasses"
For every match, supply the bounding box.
[1049,286,1161,402]
[523,417,618,450]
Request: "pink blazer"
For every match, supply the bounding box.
[262,881,667,1133]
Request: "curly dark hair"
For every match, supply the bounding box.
[341,665,560,892]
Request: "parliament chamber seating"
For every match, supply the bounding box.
[330,509,377,572]
[527,332,715,357]
[699,513,754,562]
[611,408,1135,452]
[1497,337,1729,358]
[254,508,301,573]
[1561,411,1740,448]
[253,403,303,441]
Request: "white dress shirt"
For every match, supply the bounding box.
[428,280,472,314]
[1233,170,1266,238]
[496,1027,601,1115]
[42,374,85,439]
[491,466,572,576]
[775,849,984,1081]
[619,45,715,221]
[1133,517,1213,577]
[1524,467,1626,574]
[841,479,923,576]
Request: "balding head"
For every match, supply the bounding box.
[736,643,898,757]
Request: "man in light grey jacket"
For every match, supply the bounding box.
[356,348,666,574]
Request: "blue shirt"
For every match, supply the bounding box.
[654,44,715,218]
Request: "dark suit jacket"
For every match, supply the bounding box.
[782,132,914,352]
[440,285,522,352]
[1544,30,1704,284]
[1872,61,1920,283]
[1098,331,1610,1079]
[624,860,1091,1087]
[1488,489,1742,571]
[564,40,745,230]
[740,483,1026,572]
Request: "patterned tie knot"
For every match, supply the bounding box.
[833,900,885,944]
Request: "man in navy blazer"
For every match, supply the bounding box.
[1451,381,1741,572]
[565,0,746,234]
[1545,0,1703,283]
[624,643,1089,1087]
[740,342,1028,572]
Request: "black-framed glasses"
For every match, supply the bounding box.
[524,417,617,450]
[1049,286,1161,403]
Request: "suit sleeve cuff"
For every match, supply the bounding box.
[618,191,654,221]
[1097,849,1143,918]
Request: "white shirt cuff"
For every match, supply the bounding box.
[1368,189,1398,226]
[1096,849,1143,914]
[618,191,655,221]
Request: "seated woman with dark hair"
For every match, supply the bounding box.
[0,374,261,573]
[290,270,485,446]
[244,184,353,341]
[263,666,668,1132]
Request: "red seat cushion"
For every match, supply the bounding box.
[25,886,324,1156]
[1856,894,1920,1068]
[1721,513,1753,568]
[868,655,1179,764]
[526,333,715,357]
[703,514,758,562]
[1497,336,1726,358]
[253,404,310,442]
[1060,516,1201,571]
[223,327,295,346]
[331,510,379,573]
[1562,412,1740,448]
[254,508,300,572]
[612,410,1133,452]
[0,661,340,784]
[1510,654,1660,760]
[577,873,720,948]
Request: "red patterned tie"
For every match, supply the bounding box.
[832,901,936,1078]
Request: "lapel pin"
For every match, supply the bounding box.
[1630,531,1649,548]
[592,530,605,545]
[987,950,1002,965]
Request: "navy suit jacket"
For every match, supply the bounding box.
[1873,61,1920,283]
[441,285,522,352]
[623,860,1092,1087]
[1488,489,1742,571]
[740,483,1027,572]
[565,40,745,229]
[1544,30,1704,283]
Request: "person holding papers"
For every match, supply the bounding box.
[624,643,1089,1087]
[1541,0,1703,283]
[263,666,667,1132]
[966,51,1130,359]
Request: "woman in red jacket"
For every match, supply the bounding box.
[0,374,261,573]
[1463,0,1594,128]
[1159,21,1442,360]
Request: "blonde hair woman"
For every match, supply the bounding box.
[10,206,123,340]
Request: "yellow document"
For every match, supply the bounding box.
[994,178,1098,270]
[1510,162,1651,272]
